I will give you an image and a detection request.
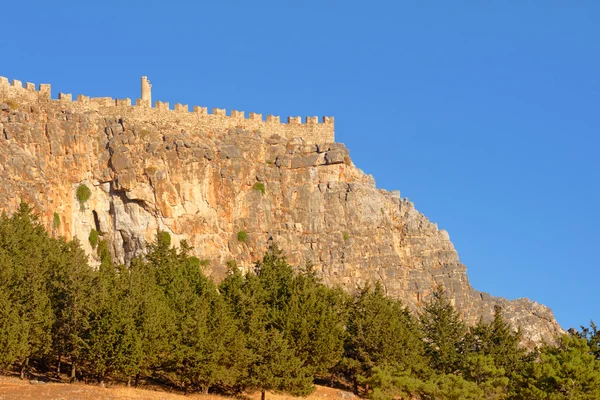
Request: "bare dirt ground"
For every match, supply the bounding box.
[0,375,356,400]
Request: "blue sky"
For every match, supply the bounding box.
[2,1,598,330]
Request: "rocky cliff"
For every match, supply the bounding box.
[0,82,562,346]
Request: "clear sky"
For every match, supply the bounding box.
[2,1,598,330]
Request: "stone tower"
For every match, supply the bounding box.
[141,76,152,107]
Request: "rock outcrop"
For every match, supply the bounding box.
[0,88,562,346]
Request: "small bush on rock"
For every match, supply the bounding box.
[76,184,91,210]
[52,212,60,230]
[253,182,265,195]
[89,229,99,249]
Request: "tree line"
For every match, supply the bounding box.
[0,203,599,399]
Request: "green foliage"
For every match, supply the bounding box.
[465,306,526,397]
[343,232,350,241]
[199,258,211,267]
[462,353,509,399]
[83,244,142,385]
[342,282,428,394]
[0,203,599,398]
[252,182,265,194]
[427,373,483,400]
[420,285,467,374]
[156,230,171,248]
[88,229,99,249]
[0,203,62,377]
[76,184,91,210]
[237,230,247,242]
[52,212,60,230]
[516,334,600,399]
[579,321,600,360]
[363,366,431,400]
[219,247,350,397]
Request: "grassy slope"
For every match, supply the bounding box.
[0,376,356,400]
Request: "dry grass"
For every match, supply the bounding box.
[0,375,355,400]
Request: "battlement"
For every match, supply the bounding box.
[0,76,334,144]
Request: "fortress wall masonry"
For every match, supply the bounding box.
[0,76,334,144]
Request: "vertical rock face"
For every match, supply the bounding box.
[0,99,563,346]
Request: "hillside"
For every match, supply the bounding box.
[0,75,562,345]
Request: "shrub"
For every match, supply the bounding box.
[266,160,274,165]
[253,182,265,195]
[237,230,247,242]
[343,232,350,241]
[199,259,211,267]
[52,212,60,230]
[89,229,99,249]
[76,184,91,210]
[157,231,172,247]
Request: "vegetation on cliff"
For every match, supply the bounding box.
[0,203,599,399]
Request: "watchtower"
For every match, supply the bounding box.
[141,76,152,107]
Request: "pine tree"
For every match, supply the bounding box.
[516,333,600,399]
[47,238,93,380]
[579,321,600,360]
[284,266,347,378]
[83,240,142,386]
[464,306,525,397]
[342,282,427,394]
[127,256,171,385]
[419,285,467,375]
[220,248,315,398]
[0,204,54,379]
[462,353,509,399]
[145,234,246,393]
[247,327,313,400]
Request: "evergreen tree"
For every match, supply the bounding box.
[426,373,483,400]
[579,321,600,360]
[46,238,93,380]
[169,255,244,392]
[4,203,600,400]
[144,234,245,393]
[220,248,315,399]
[464,306,526,397]
[462,353,509,399]
[0,203,54,379]
[127,256,171,385]
[83,241,142,386]
[256,251,346,378]
[246,327,313,400]
[284,266,347,378]
[516,333,600,399]
[342,282,427,395]
[419,285,467,375]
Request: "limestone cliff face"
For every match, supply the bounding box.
[0,98,562,346]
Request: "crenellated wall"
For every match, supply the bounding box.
[0,76,334,144]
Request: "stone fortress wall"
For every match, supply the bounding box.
[0,76,334,144]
